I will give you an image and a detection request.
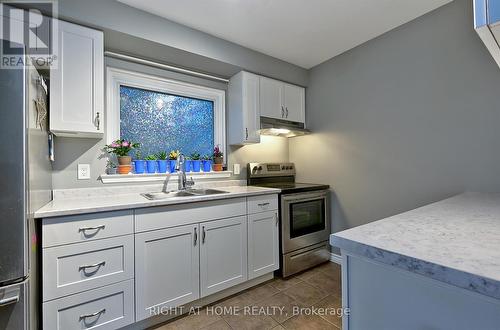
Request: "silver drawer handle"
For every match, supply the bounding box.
[79,225,105,232]
[79,261,105,271]
[0,295,19,307]
[258,202,270,207]
[79,308,106,321]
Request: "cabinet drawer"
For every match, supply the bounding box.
[43,279,134,330]
[247,194,278,214]
[135,198,246,232]
[43,235,134,301]
[42,210,133,248]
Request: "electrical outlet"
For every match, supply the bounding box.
[77,164,91,180]
[233,163,240,175]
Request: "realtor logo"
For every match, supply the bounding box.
[0,1,58,68]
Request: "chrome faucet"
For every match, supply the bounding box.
[176,154,195,191]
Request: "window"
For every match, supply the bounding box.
[120,86,215,157]
[107,67,225,161]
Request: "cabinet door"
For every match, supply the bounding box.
[283,83,305,123]
[200,216,247,297]
[135,224,199,321]
[248,211,279,279]
[242,72,261,143]
[260,77,284,120]
[50,19,104,137]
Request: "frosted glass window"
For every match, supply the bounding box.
[120,85,215,158]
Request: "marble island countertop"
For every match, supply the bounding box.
[330,192,500,300]
[35,182,280,218]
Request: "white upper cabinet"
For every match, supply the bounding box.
[228,71,261,145]
[260,77,284,119]
[259,77,305,123]
[229,71,306,145]
[283,83,305,123]
[50,20,104,138]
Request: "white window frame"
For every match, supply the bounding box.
[106,67,226,163]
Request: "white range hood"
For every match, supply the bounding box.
[474,0,500,68]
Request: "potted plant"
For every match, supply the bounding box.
[184,155,192,173]
[134,150,146,174]
[145,154,157,173]
[201,155,212,172]
[156,151,168,173]
[190,152,201,172]
[213,145,224,171]
[106,159,117,175]
[168,150,180,173]
[105,139,139,174]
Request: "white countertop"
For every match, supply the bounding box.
[330,192,500,300]
[35,185,280,218]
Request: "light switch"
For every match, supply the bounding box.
[233,163,240,175]
[77,164,91,180]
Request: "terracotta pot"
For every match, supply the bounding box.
[117,156,132,165]
[213,163,223,172]
[117,165,132,174]
[214,156,223,164]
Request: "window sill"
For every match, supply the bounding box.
[100,171,233,184]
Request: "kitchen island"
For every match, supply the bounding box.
[330,192,500,330]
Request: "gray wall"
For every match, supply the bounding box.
[47,0,304,189]
[51,57,290,189]
[290,0,500,246]
[55,0,308,86]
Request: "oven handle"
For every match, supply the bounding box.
[282,191,329,204]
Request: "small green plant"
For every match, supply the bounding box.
[190,152,201,160]
[156,151,167,160]
[145,154,157,161]
[201,154,212,161]
[168,150,180,160]
[135,150,143,160]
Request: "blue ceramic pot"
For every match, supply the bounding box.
[168,160,176,173]
[184,160,192,172]
[146,160,157,173]
[157,160,168,173]
[192,160,201,172]
[202,160,212,172]
[134,160,146,174]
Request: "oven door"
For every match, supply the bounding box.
[281,190,330,253]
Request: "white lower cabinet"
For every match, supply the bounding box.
[200,216,248,296]
[43,279,134,330]
[248,211,280,279]
[42,194,279,328]
[135,224,200,321]
[43,235,134,301]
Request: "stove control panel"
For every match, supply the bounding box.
[248,162,296,177]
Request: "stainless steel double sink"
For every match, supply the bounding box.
[141,188,229,200]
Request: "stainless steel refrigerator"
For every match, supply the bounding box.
[0,40,52,330]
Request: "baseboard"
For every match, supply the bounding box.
[330,252,342,265]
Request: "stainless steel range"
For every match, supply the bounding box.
[247,163,331,277]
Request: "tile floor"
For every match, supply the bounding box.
[152,262,342,330]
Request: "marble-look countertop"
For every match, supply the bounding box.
[35,182,280,218]
[330,192,500,300]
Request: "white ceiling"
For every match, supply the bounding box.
[117,0,452,69]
